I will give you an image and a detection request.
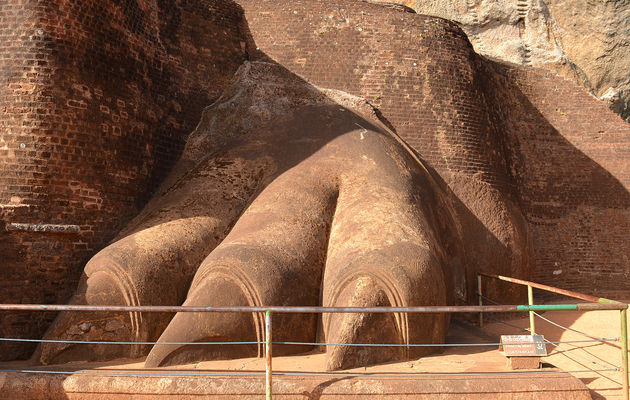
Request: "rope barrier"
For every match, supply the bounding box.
[274,340,615,347]
[0,369,265,377]
[0,275,625,399]
[273,369,620,377]
[0,303,624,312]
[478,273,629,400]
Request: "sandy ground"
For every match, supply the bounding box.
[0,320,517,375]
[481,298,630,399]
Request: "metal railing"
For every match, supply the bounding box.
[478,272,629,400]
[0,276,627,399]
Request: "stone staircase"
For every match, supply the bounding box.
[465,0,483,49]
[516,0,533,65]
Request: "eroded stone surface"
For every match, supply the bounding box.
[0,369,591,399]
[36,58,531,370]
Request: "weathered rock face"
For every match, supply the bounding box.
[403,0,566,66]
[544,0,630,120]
[386,0,630,120]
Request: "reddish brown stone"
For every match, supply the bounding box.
[0,368,591,399]
[507,356,541,370]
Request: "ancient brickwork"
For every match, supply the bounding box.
[239,0,516,196]
[0,0,247,360]
[484,63,630,295]
[236,0,630,296]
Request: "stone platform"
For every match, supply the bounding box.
[0,321,592,399]
[0,368,590,399]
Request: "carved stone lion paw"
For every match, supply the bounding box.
[36,62,530,370]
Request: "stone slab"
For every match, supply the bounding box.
[0,368,591,399]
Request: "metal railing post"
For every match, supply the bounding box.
[528,285,536,335]
[477,275,483,328]
[621,308,628,400]
[265,310,273,400]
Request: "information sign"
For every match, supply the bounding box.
[500,334,547,356]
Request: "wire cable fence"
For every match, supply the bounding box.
[542,336,620,372]
[0,274,626,400]
[477,299,619,346]
[532,311,617,343]
[0,336,616,347]
[479,295,623,383]
[532,311,623,375]
[479,306,617,368]
[477,272,629,400]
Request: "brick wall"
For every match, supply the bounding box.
[239,0,515,195]
[0,0,247,360]
[484,62,630,296]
